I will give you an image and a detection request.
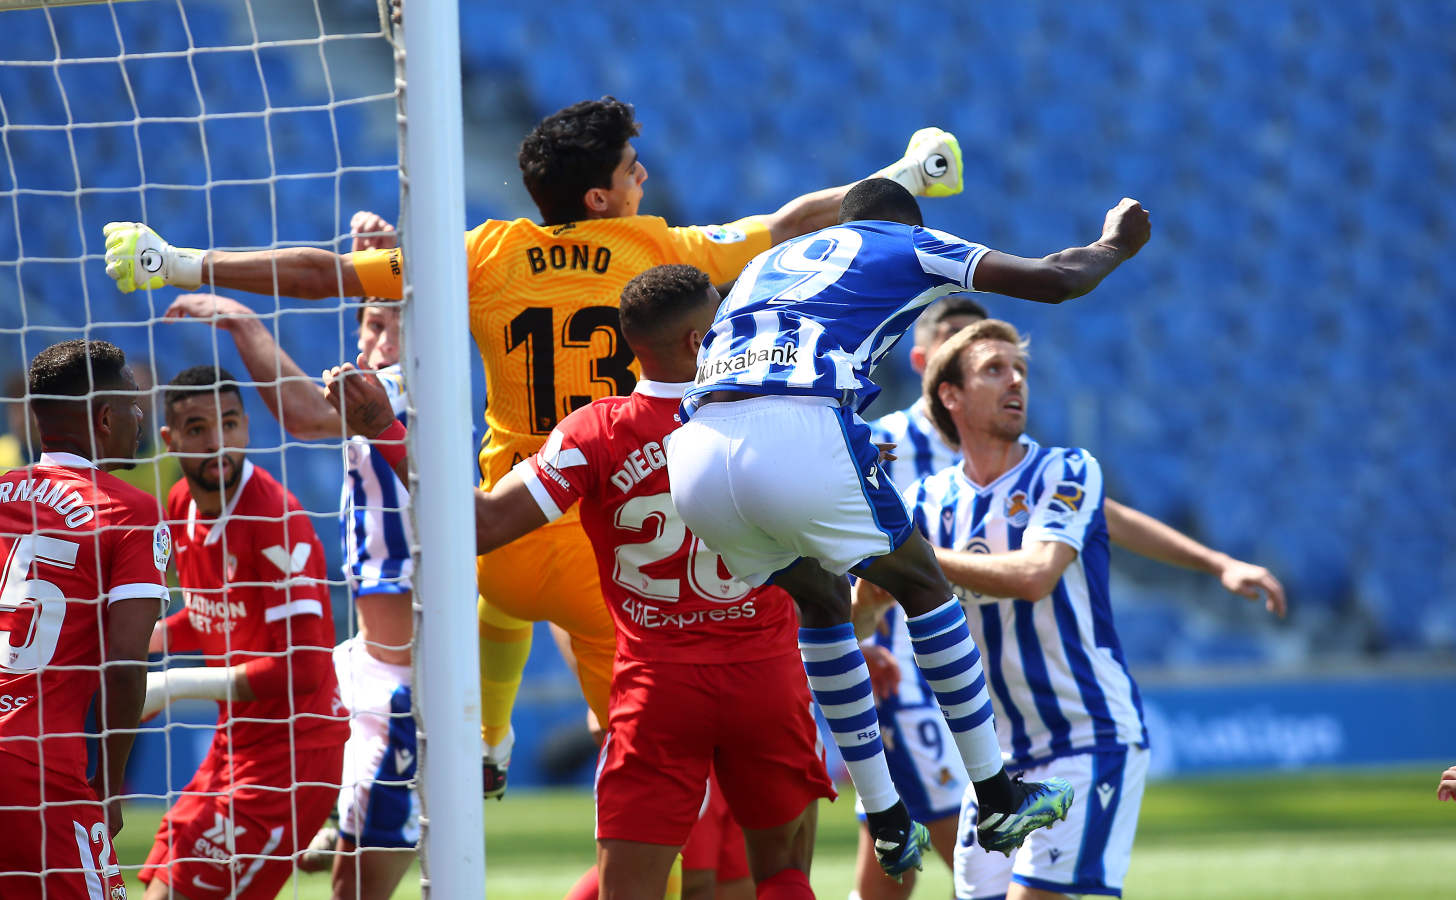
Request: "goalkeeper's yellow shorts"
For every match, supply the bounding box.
[476,508,614,724]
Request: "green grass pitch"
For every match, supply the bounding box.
[111,766,1452,898]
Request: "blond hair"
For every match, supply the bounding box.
[921,318,1028,448]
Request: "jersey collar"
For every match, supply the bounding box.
[38,451,97,469]
[190,459,256,545]
[633,379,692,399]
[956,435,1038,492]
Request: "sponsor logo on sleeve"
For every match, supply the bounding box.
[696,224,747,244]
[1043,482,1086,526]
[153,523,172,572]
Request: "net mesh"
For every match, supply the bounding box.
[0,0,417,894]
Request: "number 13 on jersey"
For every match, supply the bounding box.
[506,305,638,434]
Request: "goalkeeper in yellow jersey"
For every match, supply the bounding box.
[102,96,964,798]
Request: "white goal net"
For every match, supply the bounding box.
[0,0,478,896]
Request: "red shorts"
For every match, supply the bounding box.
[0,761,125,900]
[596,652,835,845]
[138,744,342,900]
[681,773,749,882]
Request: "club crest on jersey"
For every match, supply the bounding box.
[225,554,239,581]
[1004,490,1031,528]
[153,523,172,572]
[696,224,747,244]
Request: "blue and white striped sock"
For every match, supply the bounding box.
[905,598,1003,781]
[798,623,900,813]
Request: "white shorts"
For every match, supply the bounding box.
[666,395,914,587]
[954,746,1149,899]
[335,636,419,848]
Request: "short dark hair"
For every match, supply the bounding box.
[618,265,715,355]
[28,339,130,413]
[913,293,989,348]
[164,365,243,421]
[837,178,923,227]
[519,96,640,226]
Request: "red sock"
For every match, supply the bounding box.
[563,866,598,900]
[756,868,813,900]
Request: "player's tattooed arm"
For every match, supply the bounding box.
[1103,498,1287,618]
[323,360,408,482]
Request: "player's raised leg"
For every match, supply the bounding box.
[855,533,1072,853]
[768,559,930,879]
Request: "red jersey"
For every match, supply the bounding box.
[164,461,347,756]
[518,380,798,664]
[0,452,170,780]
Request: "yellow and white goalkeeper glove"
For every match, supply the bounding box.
[102,221,204,293]
[873,127,964,198]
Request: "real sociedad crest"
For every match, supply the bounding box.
[1004,490,1031,528]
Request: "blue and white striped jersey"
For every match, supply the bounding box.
[904,439,1148,767]
[681,222,989,419]
[869,398,960,494]
[341,364,413,595]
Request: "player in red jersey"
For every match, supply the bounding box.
[325,265,833,900]
[0,339,169,900]
[137,366,348,900]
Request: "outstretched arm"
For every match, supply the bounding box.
[103,222,380,299]
[1103,499,1287,618]
[760,184,858,246]
[972,198,1151,303]
[760,127,966,245]
[165,293,344,440]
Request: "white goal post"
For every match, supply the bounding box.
[0,0,482,895]
[396,0,486,895]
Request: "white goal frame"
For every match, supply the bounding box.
[396,0,485,895]
[0,0,484,894]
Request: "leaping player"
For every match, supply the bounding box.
[324,265,836,900]
[101,97,966,822]
[666,179,1149,872]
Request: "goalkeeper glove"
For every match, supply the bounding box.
[102,221,204,293]
[873,127,964,198]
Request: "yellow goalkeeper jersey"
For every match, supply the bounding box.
[354,215,771,488]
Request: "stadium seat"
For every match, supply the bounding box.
[7,0,1453,689]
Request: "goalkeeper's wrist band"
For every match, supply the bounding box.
[375,420,408,469]
[170,247,206,290]
[871,159,918,192]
